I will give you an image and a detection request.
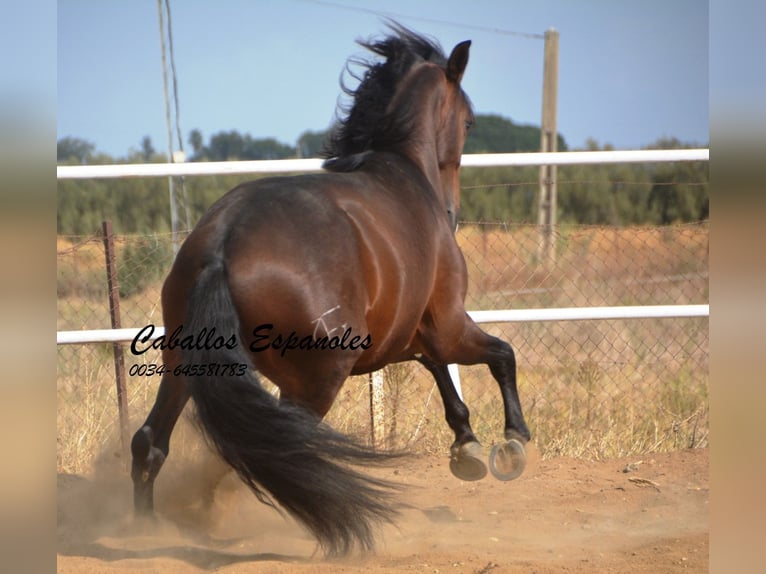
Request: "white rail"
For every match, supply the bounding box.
[56,305,709,345]
[57,149,709,180]
[469,304,709,323]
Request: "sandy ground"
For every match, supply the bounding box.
[57,445,708,573]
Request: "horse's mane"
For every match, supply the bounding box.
[322,22,448,172]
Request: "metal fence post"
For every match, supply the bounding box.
[102,220,130,461]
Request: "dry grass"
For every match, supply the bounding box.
[57,223,709,474]
[57,344,212,475]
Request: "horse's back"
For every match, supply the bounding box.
[163,155,461,374]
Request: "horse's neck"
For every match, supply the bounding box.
[397,107,444,204]
[408,143,442,199]
[388,63,451,208]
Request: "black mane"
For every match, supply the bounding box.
[322,22,448,171]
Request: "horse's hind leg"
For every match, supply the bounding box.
[416,356,487,481]
[130,372,189,516]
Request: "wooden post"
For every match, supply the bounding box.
[369,370,385,449]
[102,220,130,462]
[538,28,559,266]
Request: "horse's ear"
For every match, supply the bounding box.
[446,40,471,83]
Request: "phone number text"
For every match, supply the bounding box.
[128,363,249,377]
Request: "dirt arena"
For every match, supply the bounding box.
[57,445,708,573]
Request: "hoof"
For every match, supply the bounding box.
[449,441,488,481]
[489,439,527,481]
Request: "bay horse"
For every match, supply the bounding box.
[130,23,530,556]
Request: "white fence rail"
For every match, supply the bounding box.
[56,305,709,345]
[57,149,709,180]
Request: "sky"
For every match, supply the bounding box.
[57,0,709,159]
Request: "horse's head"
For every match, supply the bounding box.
[323,24,474,231]
[434,41,473,230]
[376,36,473,231]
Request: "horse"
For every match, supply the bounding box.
[130,23,530,556]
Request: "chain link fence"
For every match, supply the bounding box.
[57,221,708,474]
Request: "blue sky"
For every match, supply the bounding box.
[57,0,709,158]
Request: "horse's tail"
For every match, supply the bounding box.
[181,258,400,556]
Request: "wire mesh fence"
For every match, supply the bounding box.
[57,221,708,474]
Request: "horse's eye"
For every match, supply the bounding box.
[464,119,474,132]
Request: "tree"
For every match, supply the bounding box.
[188,129,204,160]
[464,114,568,154]
[201,130,296,160]
[243,137,295,160]
[140,136,156,161]
[57,137,95,164]
[205,130,244,160]
[297,130,329,157]
[645,138,709,224]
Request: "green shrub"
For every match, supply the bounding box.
[117,236,173,298]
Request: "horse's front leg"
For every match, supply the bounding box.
[483,336,530,444]
[416,356,487,481]
[481,334,531,480]
[451,323,530,481]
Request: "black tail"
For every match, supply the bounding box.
[181,258,400,556]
